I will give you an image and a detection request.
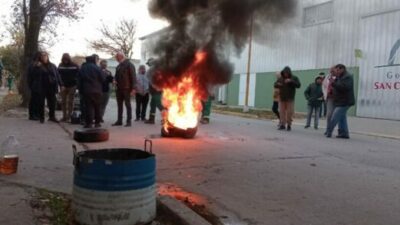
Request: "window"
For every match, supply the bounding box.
[303,1,334,27]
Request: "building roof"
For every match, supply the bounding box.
[139,27,170,41]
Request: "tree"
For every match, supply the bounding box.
[89,19,137,59]
[11,0,87,105]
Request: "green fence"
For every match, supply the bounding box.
[225,67,359,116]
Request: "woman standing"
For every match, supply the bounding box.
[28,51,63,123]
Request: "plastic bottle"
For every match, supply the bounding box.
[0,135,19,175]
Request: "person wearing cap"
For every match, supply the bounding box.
[304,76,324,129]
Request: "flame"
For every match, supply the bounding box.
[162,52,206,132]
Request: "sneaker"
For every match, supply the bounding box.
[134,118,140,122]
[112,121,123,126]
[287,125,291,131]
[304,125,310,129]
[125,122,132,127]
[278,125,286,130]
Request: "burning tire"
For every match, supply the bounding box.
[73,128,109,143]
[161,126,198,139]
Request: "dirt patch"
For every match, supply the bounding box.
[30,188,182,225]
[0,93,22,115]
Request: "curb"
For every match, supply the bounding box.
[215,110,400,141]
[157,196,211,225]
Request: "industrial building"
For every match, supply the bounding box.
[140,0,400,120]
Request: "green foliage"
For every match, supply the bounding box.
[0,45,23,79]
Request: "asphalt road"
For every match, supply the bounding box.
[79,100,400,225]
[1,99,399,225]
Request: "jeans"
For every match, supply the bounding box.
[326,106,350,137]
[325,98,335,133]
[306,105,320,128]
[38,91,57,120]
[100,92,110,120]
[135,93,149,120]
[116,89,132,123]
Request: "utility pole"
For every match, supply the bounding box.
[243,14,254,113]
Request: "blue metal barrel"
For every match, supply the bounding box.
[72,140,156,225]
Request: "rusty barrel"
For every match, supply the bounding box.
[72,140,156,225]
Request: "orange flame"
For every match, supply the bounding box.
[162,52,206,132]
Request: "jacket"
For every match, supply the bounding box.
[274,71,301,102]
[58,62,79,88]
[102,69,114,93]
[78,56,105,95]
[28,62,62,94]
[136,72,150,95]
[304,80,323,107]
[115,59,136,91]
[332,71,355,107]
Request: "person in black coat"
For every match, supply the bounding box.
[28,51,63,123]
[78,55,105,128]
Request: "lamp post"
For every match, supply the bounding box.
[243,14,254,113]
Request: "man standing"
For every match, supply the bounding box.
[145,83,164,125]
[304,76,324,129]
[135,65,149,121]
[58,53,79,122]
[274,66,301,131]
[113,52,136,127]
[78,55,105,128]
[326,64,355,139]
[272,72,281,126]
[99,60,113,122]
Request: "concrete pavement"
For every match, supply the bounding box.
[1,97,400,224]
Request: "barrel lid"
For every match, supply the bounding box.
[77,148,154,162]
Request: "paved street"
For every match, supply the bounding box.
[1,98,400,225]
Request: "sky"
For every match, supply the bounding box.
[0,0,168,61]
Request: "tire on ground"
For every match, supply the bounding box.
[74,128,109,143]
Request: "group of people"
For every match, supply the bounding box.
[273,64,355,139]
[26,51,166,128]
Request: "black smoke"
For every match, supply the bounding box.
[148,0,297,96]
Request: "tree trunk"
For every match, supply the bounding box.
[18,0,42,106]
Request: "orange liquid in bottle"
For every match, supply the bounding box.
[0,155,19,175]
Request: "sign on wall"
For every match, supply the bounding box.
[358,11,400,120]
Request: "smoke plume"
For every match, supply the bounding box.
[148,0,297,96]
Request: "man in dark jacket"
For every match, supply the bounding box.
[78,55,105,128]
[58,53,79,122]
[113,52,136,127]
[304,76,323,129]
[274,66,301,131]
[326,64,355,139]
[100,60,113,122]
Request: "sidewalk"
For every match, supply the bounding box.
[292,116,400,140]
